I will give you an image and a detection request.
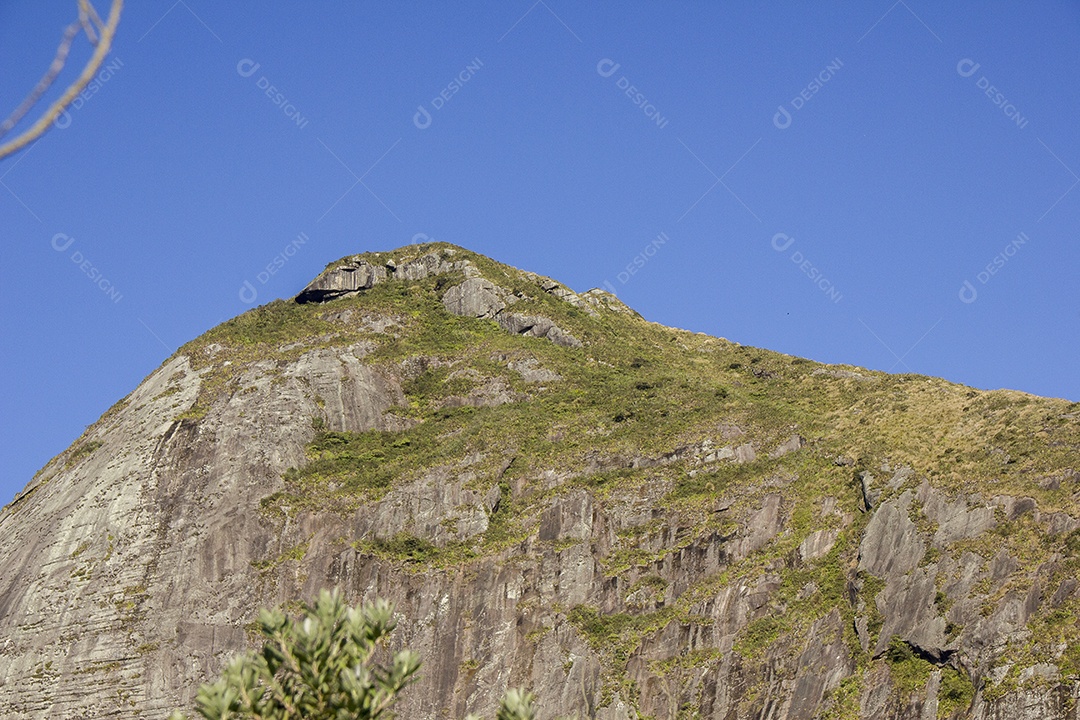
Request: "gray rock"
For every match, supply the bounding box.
[296,251,476,303]
[733,443,756,464]
[366,465,492,546]
[888,465,915,489]
[1019,664,1061,683]
[1044,512,1080,535]
[858,490,925,578]
[580,288,636,315]
[919,481,996,545]
[994,495,1039,521]
[297,251,584,348]
[969,680,1075,720]
[940,550,987,602]
[441,278,506,318]
[508,358,561,384]
[799,529,838,563]
[528,274,588,311]
[874,566,948,660]
[296,260,387,302]
[811,368,874,381]
[737,494,783,556]
[496,313,582,348]
[989,550,1019,582]
[718,423,745,440]
[393,251,461,280]
[859,666,892,718]
[769,434,805,459]
[855,615,871,653]
[920,670,941,720]
[441,375,523,408]
[785,609,853,720]
[1050,578,1077,607]
[538,491,593,543]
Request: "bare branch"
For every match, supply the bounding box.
[83,0,106,30]
[0,0,123,161]
[79,0,105,39]
[78,2,100,46]
[0,21,82,139]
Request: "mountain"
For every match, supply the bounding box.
[0,243,1077,720]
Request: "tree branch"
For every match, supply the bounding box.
[0,21,82,139]
[0,0,123,161]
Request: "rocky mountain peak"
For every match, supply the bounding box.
[295,243,631,347]
[0,244,1077,720]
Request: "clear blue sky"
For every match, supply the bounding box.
[1,2,1078,504]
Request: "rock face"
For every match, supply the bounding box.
[442,277,507,319]
[0,243,1078,720]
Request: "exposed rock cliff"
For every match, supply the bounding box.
[0,243,1077,719]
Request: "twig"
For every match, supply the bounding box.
[78,2,100,46]
[80,0,105,38]
[0,21,82,138]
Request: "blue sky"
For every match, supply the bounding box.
[1,2,1078,503]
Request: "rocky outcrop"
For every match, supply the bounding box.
[296,250,469,303]
[920,481,996,545]
[785,609,854,720]
[770,434,806,459]
[859,490,925,578]
[295,259,389,302]
[298,249,582,347]
[495,313,583,348]
[442,277,507,318]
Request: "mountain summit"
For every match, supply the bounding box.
[1,243,1077,719]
